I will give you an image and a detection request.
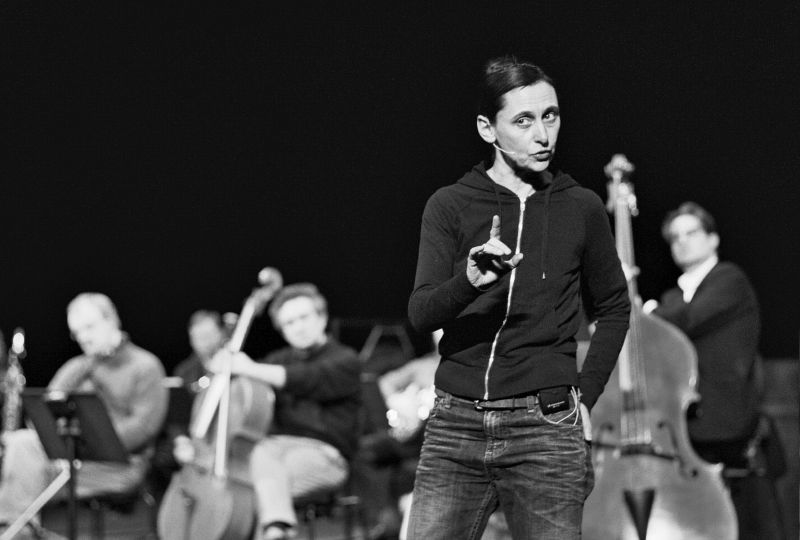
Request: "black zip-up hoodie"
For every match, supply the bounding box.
[408,162,630,410]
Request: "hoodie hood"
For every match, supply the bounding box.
[457,161,579,194]
[458,162,581,280]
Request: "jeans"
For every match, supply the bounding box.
[407,388,593,540]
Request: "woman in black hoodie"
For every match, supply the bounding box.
[406,56,630,540]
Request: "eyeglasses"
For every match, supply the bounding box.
[667,226,705,244]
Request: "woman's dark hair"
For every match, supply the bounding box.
[478,56,555,122]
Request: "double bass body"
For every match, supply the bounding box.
[583,308,737,539]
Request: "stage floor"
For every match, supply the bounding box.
[42,498,367,540]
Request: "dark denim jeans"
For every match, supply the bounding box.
[407,388,593,540]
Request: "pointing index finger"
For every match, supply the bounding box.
[489,215,501,240]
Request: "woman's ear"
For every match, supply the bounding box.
[476,115,496,144]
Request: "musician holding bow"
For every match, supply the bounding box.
[206,283,361,540]
[645,202,784,539]
[0,293,167,539]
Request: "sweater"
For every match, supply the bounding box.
[48,338,168,454]
[408,162,630,409]
[264,339,362,459]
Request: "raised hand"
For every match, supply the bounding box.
[466,215,523,288]
[207,350,254,377]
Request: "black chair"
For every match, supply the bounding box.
[293,477,366,540]
[84,481,158,540]
[721,413,788,540]
[291,377,375,540]
[41,478,158,540]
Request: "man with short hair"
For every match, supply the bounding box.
[173,310,227,389]
[152,310,230,490]
[646,202,781,539]
[212,283,361,540]
[0,293,167,537]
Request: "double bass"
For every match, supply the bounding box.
[582,155,737,540]
[158,268,283,540]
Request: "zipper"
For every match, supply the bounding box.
[483,196,528,399]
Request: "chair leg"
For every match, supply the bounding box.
[143,489,159,539]
[304,504,317,540]
[88,499,104,540]
[338,494,362,540]
[296,492,366,540]
[766,476,788,540]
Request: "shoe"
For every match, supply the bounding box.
[367,508,401,540]
[0,521,54,540]
[260,521,297,540]
[367,523,400,540]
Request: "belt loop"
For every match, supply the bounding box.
[442,391,452,409]
[526,394,537,412]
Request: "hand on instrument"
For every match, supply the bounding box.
[620,262,639,283]
[642,299,659,314]
[173,435,195,465]
[467,215,523,289]
[207,349,255,377]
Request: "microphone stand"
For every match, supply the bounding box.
[57,411,81,540]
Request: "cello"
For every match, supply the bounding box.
[582,155,737,540]
[158,268,283,540]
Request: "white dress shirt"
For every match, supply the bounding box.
[677,255,719,303]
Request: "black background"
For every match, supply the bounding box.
[1,1,798,385]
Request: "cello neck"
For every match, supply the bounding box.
[188,269,284,478]
[612,181,639,302]
[605,155,651,446]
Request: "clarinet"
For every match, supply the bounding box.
[1,328,27,472]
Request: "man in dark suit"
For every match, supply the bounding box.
[645,201,783,539]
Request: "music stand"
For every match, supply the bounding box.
[163,381,194,430]
[3,389,129,540]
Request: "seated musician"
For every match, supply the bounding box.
[152,309,229,493]
[205,283,361,540]
[0,293,168,538]
[173,310,228,390]
[355,331,439,540]
[644,202,783,539]
[360,330,512,540]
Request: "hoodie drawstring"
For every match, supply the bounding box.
[491,182,503,228]
[541,182,553,280]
